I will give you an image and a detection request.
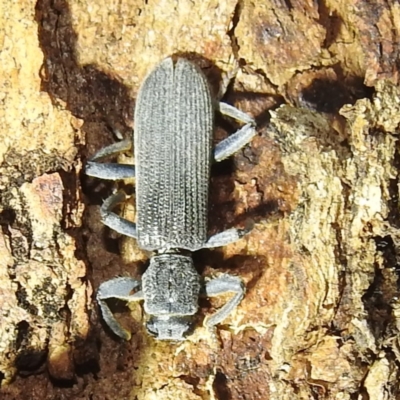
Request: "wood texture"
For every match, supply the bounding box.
[1,0,400,399]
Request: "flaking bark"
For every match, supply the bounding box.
[1,0,400,399]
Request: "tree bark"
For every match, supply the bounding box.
[1,0,399,399]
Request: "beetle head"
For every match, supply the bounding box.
[146,315,193,340]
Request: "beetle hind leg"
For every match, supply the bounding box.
[97,276,144,340]
[218,102,255,125]
[214,102,257,162]
[86,161,136,180]
[85,138,135,180]
[90,138,132,161]
[101,191,138,238]
[213,123,257,162]
[203,274,245,328]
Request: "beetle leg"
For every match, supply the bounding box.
[213,101,257,162]
[203,274,245,328]
[213,123,257,162]
[101,191,138,238]
[204,225,252,248]
[86,162,135,180]
[89,138,132,161]
[217,59,239,100]
[218,102,255,125]
[86,138,135,180]
[97,276,144,340]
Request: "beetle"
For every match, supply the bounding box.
[86,57,257,340]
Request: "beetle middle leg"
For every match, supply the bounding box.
[203,274,245,328]
[204,225,252,248]
[97,276,143,340]
[101,191,137,238]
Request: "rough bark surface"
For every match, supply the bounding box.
[1,0,400,399]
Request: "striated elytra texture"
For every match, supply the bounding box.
[135,58,214,251]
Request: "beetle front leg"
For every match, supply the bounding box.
[97,276,144,340]
[101,191,138,238]
[203,274,245,328]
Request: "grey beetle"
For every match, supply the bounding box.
[86,57,257,340]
